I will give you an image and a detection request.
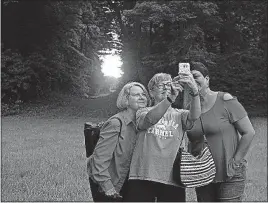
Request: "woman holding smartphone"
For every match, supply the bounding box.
[125,70,201,202]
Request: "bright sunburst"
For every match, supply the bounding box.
[101,55,123,78]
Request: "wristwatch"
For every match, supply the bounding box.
[167,96,173,104]
[189,91,199,97]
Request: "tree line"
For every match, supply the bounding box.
[1,0,267,112]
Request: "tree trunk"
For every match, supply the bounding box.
[149,21,153,53]
[218,2,228,54]
[135,18,146,83]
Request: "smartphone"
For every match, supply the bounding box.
[178,63,190,74]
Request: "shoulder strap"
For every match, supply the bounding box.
[179,131,187,148]
[179,115,205,148]
[179,117,207,148]
[200,117,205,134]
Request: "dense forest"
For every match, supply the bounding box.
[1,0,267,112]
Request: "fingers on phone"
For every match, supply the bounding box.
[179,72,191,76]
[173,86,183,92]
[178,78,190,83]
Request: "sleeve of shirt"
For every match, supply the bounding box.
[136,107,152,130]
[224,96,248,123]
[90,118,121,193]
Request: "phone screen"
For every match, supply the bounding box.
[178,63,190,74]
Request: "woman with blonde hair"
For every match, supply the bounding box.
[87,82,150,202]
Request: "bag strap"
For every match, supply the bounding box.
[200,116,213,149]
[179,116,206,148]
[179,131,187,148]
[200,116,205,135]
[111,117,123,136]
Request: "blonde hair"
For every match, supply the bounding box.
[116,82,150,110]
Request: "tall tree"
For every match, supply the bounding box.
[1,0,107,103]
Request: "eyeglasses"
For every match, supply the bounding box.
[156,82,172,90]
[129,93,147,98]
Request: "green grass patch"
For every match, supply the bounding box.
[1,116,96,201]
[1,114,267,201]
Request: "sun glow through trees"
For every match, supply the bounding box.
[101,54,123,78]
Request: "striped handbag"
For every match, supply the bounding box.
[172,118,216,188]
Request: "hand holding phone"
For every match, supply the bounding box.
[175,62,191,87]
[177,62,198,94]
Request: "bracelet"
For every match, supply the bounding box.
[189,91,199,97]
[167,96,173,104]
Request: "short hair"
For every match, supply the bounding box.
[148,73,172,92]
[116,82,150,110]
[190,62,209,77]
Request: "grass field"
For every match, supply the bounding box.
[1,96,267,202]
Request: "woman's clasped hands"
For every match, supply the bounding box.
[105,187,122,200]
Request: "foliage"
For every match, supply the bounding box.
[212,49,267,109]
[1,0,109,105]
[1,0,267,112]
[1,49,40,103]
[118,1,222,86]
[113,0,267,110]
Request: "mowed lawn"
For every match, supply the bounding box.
[1,114,267,201]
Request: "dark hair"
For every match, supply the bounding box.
[190,62,209,77]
